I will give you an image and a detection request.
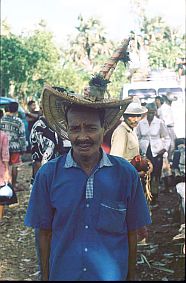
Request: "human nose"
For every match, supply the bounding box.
[77,128,89,140]
[134,116,140,122]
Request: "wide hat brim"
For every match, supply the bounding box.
[42,85,132,139]
[124,106,147,115]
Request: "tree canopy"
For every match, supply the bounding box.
[1,9,185,106]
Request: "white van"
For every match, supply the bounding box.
[121,78,185,138]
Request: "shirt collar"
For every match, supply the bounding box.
[122,121,133,133]
[64,148,113,169]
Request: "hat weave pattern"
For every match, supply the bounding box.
[42,38,132,139]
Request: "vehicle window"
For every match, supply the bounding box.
[158,88,183,96]
[128,88,156,98]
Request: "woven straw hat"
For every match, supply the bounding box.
[124,97,147,115]
[42,38,132,139]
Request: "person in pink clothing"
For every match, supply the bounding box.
[0,109,11,225]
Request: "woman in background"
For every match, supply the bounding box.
[0,109,11,225]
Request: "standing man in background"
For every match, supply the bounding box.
[136,102,171,205]
[156,93,177,162]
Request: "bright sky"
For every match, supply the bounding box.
[1,0,185,45]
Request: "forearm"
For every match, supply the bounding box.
[27,112,39,119]
[4,161,11,182]
[127,230,137,281]
[32,161,42,178]
[4,161,9,172]
[38,228,52,281]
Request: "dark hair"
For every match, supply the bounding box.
[4,105,9,112]
[155,96,164,104]
[65,105,105,127]
[8,102,19,113]
[28,100,35,106]
[0,109,4,119]
[146,102,157,111]
[175,138,185,149]
[123,113,142,120]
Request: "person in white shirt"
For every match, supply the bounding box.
[136,102,171,205]
[156,93,177,161]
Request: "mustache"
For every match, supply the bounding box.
[74,139,94,146]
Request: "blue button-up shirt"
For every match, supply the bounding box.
[25,149,151,281]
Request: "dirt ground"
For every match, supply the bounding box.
[0,155,185,281]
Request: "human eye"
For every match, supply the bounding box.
[69,126,80,133]
[86,125,98,132]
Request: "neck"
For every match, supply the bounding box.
[73,150,101,175]
[147,117,153,125]
[125,120,133,130]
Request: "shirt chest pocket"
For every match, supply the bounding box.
[96,201,127,234]
[127,133,138,150]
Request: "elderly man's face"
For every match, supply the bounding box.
[125,115,141,129]
[67,108,104,160]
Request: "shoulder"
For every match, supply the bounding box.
[113,122,127,134]
[153,116,162,123]
[1,115,9,122]
[107,154,137,175]
[138,118,147,127]
[32,118,46,130]
[13,116,24,124]
[37,154,66,175]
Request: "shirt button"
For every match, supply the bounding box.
[84,248,88,252]
[86,203,90,208]
[85,225,89,229]
[83,268,87,272]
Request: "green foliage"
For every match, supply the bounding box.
[1,34,32,90]
[148,40,182,69]
[1,12,185,105]
[139,16,185,70]
[1,21,62,103]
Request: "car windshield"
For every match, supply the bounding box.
[128,88,156,98]
[158,87,183,96]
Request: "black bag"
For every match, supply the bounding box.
[0,183,18,205]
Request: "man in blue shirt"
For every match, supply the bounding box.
[25,104,151,281]
[25,39,151,281]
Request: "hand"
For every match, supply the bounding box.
[157,149,166,156]
[147,159,153,173]
[137,226,148,242]
[4,170,11,183]
[138,171,146,178]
